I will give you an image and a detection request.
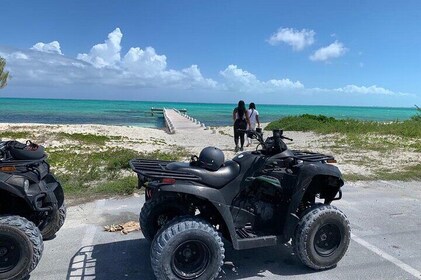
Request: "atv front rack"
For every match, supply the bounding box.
[292,150,335,162]
[130,159,201,181]
[0,156,48,167]
[0,156,50,181]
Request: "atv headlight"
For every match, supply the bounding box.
[5,176,31,192]
[23,179,30,192]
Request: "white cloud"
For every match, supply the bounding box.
[31,41,63,55]
[310,84,411,97]
[310,41,347,62]
[334,85,400,95]
[220,65,259,88]
[1,28,415,103]
[10,52,29,60]
[268,27,315,51]
[77,28,122,68]
[180,65,218,88]
[0,28,219,91]
[122,47,167,77]
[220,64,303,93]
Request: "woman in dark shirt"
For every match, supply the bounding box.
[233,100,251,152]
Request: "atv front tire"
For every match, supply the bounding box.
[41,203,67,240]
[0,216,44,280]
[151,217,225,280]
[293,204,350,270]
[140,196,193,242]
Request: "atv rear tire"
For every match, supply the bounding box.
[151,217,225,280]
[140,196,193,242]
[293,204,350,270]
[0,216,44,280]
[41,203,67,240]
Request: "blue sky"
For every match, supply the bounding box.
[1,0,421,106]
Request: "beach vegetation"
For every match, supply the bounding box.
[267,114,421,181]
[0,131,33,139]
[0,57,9,89]
[344,164,421,181]
[266,114,421,138]
[47,146,188,199]
[343,173,372,181]
[412,105,421,121]
[56,132,110,145]
[374,164,421,181]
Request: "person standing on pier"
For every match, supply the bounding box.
[233,100,250,152]
[246,102,260,146]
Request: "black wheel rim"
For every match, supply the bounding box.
[314,224,342,257]
[0,234,22,273]
[171,240,210,279]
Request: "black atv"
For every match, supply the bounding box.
[0,140,66,280]
[130,129,350,280]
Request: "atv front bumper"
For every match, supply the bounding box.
[27,174,64,213]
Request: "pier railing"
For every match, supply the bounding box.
[163,108,175,134]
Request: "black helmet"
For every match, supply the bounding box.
[198,147,225,171]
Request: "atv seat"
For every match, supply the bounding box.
[166,160,240,188]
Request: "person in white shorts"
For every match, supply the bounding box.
[246,102,260,146]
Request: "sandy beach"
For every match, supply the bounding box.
[1,122,420,180]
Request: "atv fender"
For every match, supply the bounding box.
[0,179,26,198]
[157,183,238,244]
[283,163,344,240]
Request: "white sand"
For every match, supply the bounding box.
[1,122,419,177]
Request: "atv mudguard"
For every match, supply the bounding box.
[282,162,344,240]
[156,183,238,245]
[0,173,63,212]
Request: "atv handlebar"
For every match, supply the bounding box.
[237,129,293,154]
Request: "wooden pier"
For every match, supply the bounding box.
[151,107,187,115]
[162,108,205,134]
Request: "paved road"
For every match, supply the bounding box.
[30,180,421,280]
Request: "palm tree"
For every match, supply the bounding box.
[0,56,10,89]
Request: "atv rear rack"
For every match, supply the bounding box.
[292,150,335,162]
[130,159,202,181]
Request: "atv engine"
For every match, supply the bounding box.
[237,175,286,231]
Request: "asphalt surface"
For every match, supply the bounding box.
[30,180,421,280]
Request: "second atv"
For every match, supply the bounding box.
[0,140,66,280]
[130,129,350,280]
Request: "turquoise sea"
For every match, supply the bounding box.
[0,98,418,128]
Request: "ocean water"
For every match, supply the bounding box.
[0,98,418,128]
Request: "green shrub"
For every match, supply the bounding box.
[266,114,421,138]
[56,132,110,145]
[47,146,188,198]
[0,131,33,139]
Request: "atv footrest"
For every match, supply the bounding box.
[236,227,258,239]
[236,235,278,250]
[235,227,278,250]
